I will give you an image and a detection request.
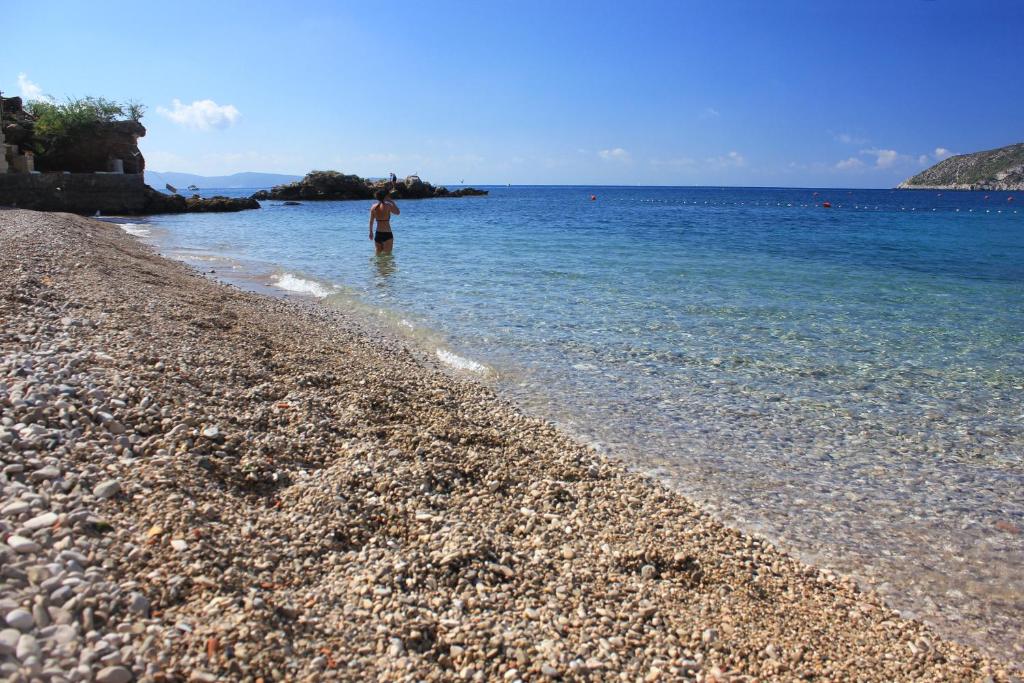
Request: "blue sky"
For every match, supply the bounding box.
[4,0,1022,187]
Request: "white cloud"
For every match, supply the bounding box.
[934,147,953,160]
[918,154,931,165]
[650,157,696,168]
[833,131,868,145]
[598,148,630,162]
[157,99,241,130]
[17,73,49,102]
[861,148,899,168]
[708,151,746,168]
[835,157,865,170]
[700,107,720,119]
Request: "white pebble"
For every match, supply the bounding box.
[93,480,122,500]
[7,535,40,553]
[5,608,33,632]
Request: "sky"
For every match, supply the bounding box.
[3,0,1022,187]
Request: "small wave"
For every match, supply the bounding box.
[120,223,151,237]
[436,348,487,374]
[269,272,336,299]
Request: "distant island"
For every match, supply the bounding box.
[145,171,303,190]
[251,170,488,201]
[897,142,1024,191]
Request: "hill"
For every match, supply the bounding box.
[897,143,1024,191]
[144,171,303,190]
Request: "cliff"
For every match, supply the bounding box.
[897,143,1024,191]
[251,170,488,201]
[2,96,146,174]
[1,94,258,214]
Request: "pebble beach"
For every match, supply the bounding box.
[0,208,1014,681]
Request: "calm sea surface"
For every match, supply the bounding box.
[120,185,1023,663]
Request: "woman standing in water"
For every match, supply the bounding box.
[369,190,400,254]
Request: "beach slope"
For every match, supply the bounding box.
[0,209,1010,681]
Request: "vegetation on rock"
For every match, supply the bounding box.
[897,143,1024,191]
[27,97,144,155]
[251,170,488,201]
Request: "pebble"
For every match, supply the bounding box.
[96,666,133,683]
[93,480,121,500]
[16,633,39,659]
[5,609,34,631]
[0,210,1013,682]
[7,535,41,553]
[24,512,59,530]
[0,628,19,655]
[128,593,149,617]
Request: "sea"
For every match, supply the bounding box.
[111,185,1024,664]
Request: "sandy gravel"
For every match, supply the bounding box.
[0,209,1014,681]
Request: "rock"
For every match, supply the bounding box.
[141,187,260,215]
[24,511,58,530]
[128,592,149,617]
[15,633,38,659]
[93,480,121,499]
[96,665,133,683]
[250,170,488,202]
[0,628,18,655]
[30,466,61,481]
[1,501,30,515]
[170,539,188,552]
[702,628,718,645]
[32,603,49,628]
[52,624,76,645]
[34,119,147,175]
[7,535,40,553]
[201,425,220,439]
[5,609,33,631]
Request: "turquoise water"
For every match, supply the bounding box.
[125,186,1023,662]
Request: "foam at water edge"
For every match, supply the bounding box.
[436,348,487,373]
[120,223,151,237]
[269,272,336,299]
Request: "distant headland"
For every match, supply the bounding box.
[897,142,1024,191]
[251,170,487,202]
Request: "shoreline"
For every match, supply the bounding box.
[0,209,1014,681]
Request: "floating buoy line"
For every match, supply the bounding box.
[605,195,1020,215]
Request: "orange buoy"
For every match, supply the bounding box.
[822,201,832,208]
[590,195,597,201]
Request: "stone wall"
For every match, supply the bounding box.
[0,173,147,214]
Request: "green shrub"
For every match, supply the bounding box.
[27,96,144,152]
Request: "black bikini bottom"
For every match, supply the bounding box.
[374,231,394,244]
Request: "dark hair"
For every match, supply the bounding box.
[374,189,386,202]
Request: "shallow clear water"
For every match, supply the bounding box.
[127,186,1023,663]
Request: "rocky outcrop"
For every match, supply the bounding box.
[0,174,259,215]
[141,187,260,214]
[2,96,147,174]
[897,143,1024,191]
[1,96,35,148]
[251,170,488,201]
[35,120,147,174]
